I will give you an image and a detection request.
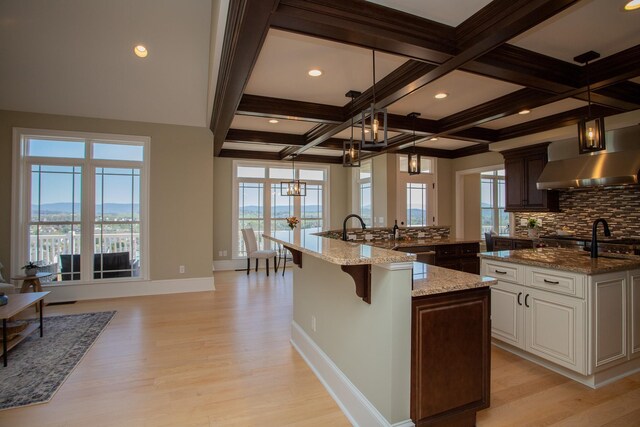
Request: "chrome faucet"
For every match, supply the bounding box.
[591,218,611,258]
[342,214,366,241]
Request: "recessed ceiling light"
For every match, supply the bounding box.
[519,109,531,115]
[624,0,640,10]
[134,45,148,58]
[430,137,438,141]
[308,69,323,77]
[268,119,279,124]
[434,92,448,99]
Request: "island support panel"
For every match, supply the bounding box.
[411,287,491,426]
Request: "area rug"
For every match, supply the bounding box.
[0,311,116,410]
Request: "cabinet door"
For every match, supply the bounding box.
[460,257,480,275]
[631,271,640,359]
[524,154,546,208]
[525,289,586,374]
[491,281,525,349]
[493,238,514,251]
[504,158,524,211]
[593,274,627,369]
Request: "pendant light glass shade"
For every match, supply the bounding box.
[574,50,606,155]
[361,50,388,148]
[280,155,306,196]
[578,117,605,154]
[407,112,421,175]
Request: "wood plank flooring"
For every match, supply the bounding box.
[1,270,639,426]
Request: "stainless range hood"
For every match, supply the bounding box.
[536,125,640,190]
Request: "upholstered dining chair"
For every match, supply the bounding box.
[241,228,278,276]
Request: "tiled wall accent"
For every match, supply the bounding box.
[513,186,640,237]
[317,226,450,242]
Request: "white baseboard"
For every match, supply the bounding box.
[291,321,414,427]
[42,276,215,303]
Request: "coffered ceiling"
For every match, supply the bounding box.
[213,0,640,164]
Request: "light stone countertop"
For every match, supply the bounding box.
[412,262,496,297]
[479,248,640,275]
[263,234,416,266]
[369,237,481,250]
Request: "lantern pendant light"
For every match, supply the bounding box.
[361,50,388,148]
[280,154,306,196]
[574,50,606,154]
[407,112,421,175]
[343,90,362,167]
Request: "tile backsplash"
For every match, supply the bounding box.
[514,186,640,237]
[317,226,450,242]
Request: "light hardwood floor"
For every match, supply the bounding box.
[1,270,639,426]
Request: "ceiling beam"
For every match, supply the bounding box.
[210,0,279,156]
[219,149,343,164]
[226,128,350,150]
[495,105,621,141]
[237,94,343,123]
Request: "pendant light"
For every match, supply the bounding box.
[407,112,421,175]
[343,90,362,167]
[280,154,306,197]
[574,50,606,154]
[361,50,388,148]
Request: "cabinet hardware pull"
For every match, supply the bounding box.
[525,294,530,308]
[543,279,560,284]
[517,292,522,306]
[494,270,507,274]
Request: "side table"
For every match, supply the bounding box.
[11,272,53,293]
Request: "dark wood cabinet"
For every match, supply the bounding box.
[493,237,534,250]
[398,242,480,274]
[411,287,491,426]
[501,143,559,212]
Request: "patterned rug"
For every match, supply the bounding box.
[0,311,116,410]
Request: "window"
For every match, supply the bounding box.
[357,160,373,227]
[481,169,508,236]
[13,129,148,283]
[233,161,329,257]
[406,183,428,226]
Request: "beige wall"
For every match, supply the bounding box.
[0,109,214,280]
[463,174,481,240]
[372,154,388,226]
[436,158,453,227]
[212,158,349,260]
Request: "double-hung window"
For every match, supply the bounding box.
[233,161,329,257]
[13,129,149,283]
[481,169,508,236]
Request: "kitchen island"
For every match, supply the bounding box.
[480,248,640,388]
[264,233,496,427]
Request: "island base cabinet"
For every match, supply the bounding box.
[490,281,525,349]
[631,271,640,359]
[411,288,490,427]
[526,289,586,375]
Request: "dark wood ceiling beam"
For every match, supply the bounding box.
[237,94,343,123]
[226,128,355,151]
[289,0,576,155]
[271,0,456,63]
[396,146,456,159]
[210,0,279,156]
[219,149,342,164]
[588,44,640,89]
[496,105,620,141]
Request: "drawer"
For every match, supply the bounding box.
[436,245,459,258]
[493,238,513,251]
[482,260,522,284]
[460,243,480,255]
[525,267,585,298]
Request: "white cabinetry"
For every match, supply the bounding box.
[484,261,638,385]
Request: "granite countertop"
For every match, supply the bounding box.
[263,234,416,266]
[412,262,496,297]
[365,237,481,250]
[479,248,640,275]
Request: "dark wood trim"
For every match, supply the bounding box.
[451,144,490,158]
[340,264,372,304]
[219,149,343,164]
[496,105,620,141]
[237,94,343,124]
[210,0,279,156]
[226,128,350,150]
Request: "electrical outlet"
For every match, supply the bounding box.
[418,232,425,238]
[537,219,543,226]
[222,250,227,256]
[311,315,317,332]
[217,251,223,257]
[378,216,384,224]
[365,233,373,241]
[179,265,185,274]
[520,219,528,226]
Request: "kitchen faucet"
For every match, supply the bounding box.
[591,218,611,258]
[342,214,366,241]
